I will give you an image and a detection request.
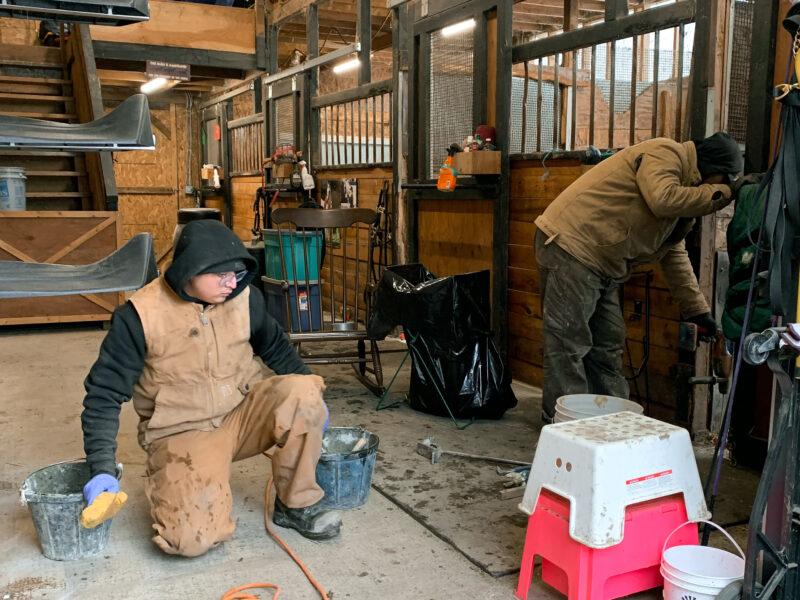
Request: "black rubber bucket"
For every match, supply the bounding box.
[315,427,379,509]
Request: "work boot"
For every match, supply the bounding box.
[272,497,341,541]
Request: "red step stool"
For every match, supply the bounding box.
[515,489,698,600]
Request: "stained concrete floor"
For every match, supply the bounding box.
[0,325,760,599]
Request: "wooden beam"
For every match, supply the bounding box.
[269,0,314,25]
[564,0,580,31]
[513,0,695,62]
[90,0,256,54]
[606,0,629,21]
[93,42,257,71]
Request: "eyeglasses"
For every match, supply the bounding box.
[215,270,248,285]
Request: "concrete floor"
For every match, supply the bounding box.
[0,325,760,599]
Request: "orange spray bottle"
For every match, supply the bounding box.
[437,144,460,192]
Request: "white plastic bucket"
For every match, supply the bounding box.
[661,520,744,600]
[0,167,26,211]
[554,394,644,422]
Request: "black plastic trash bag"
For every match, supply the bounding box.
[368,264,517,419]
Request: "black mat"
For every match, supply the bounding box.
[0,94,154,152]
[0,232,156,299]
[0,0,149,25]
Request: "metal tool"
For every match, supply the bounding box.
[416,437,529,466]
[679,323,734,393]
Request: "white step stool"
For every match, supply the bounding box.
[520,411,710,549]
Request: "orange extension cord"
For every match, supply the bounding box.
[221,471,330,600]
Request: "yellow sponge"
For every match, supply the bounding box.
[80,491,128,529]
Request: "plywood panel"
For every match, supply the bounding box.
[0,18,37,45]
[418,197,493,278]
[89,0,256,54]
[111,104,189,262]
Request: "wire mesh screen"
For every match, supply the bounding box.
[429,27,474,179]
[727,0,754,144]
[274,95,295,151]
[510,76,555,153]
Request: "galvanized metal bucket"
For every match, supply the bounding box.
[20,459,121,561]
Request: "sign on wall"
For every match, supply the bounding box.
[145,60,191,82]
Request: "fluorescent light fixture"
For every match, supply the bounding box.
[333,57,360,74]
[442,18,475,37]
[141,77,168,94]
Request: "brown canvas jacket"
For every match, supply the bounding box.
[130,277,264,446]
[534,137,731,317]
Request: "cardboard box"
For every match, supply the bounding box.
[452,150,501,175]
[201,166,223,180]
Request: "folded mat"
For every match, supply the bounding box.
[0,232,157,298]
[0,0,149,25]
[0,94,155,151]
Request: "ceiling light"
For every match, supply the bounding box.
[141,77,168,94]
[442,18,475,37]
[333,58,360,74]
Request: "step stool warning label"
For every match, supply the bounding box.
[625,469,673,493]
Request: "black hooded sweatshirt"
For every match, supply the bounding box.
[81,220,310,478]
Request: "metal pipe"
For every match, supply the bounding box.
[630,34,638,146]
[590,45,596,147]
[609,41,616,147]
[521,60,529,153]
[652,29,660,138]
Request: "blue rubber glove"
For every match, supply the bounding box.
[83,473,119,506]
[323,401,329,433]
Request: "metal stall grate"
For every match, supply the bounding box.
[318,91,393,168]
[428,26,474,179]
[726,0,754,145]
[229,115,265,176]
[512,24,695,153]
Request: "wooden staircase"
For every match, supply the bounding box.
[0,43,92,210]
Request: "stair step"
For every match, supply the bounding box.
[1,112,76,120]
[0,75,71,85]
[25,192,90,198]
[0,93,73,102]
[0,44,64,69]
[24,171,85,177]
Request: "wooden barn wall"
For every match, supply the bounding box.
[417,198,494,279]
[230,175,262,242]
[110,101,199,266]
[508,157,684,423]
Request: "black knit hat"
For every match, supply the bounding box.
[693,131,743,180]
[198,259,247,275]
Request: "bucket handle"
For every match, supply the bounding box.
[19,458,123,506]
[662,519,745,560]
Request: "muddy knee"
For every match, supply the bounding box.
[270,374,328,432]
[151,501,235,557]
